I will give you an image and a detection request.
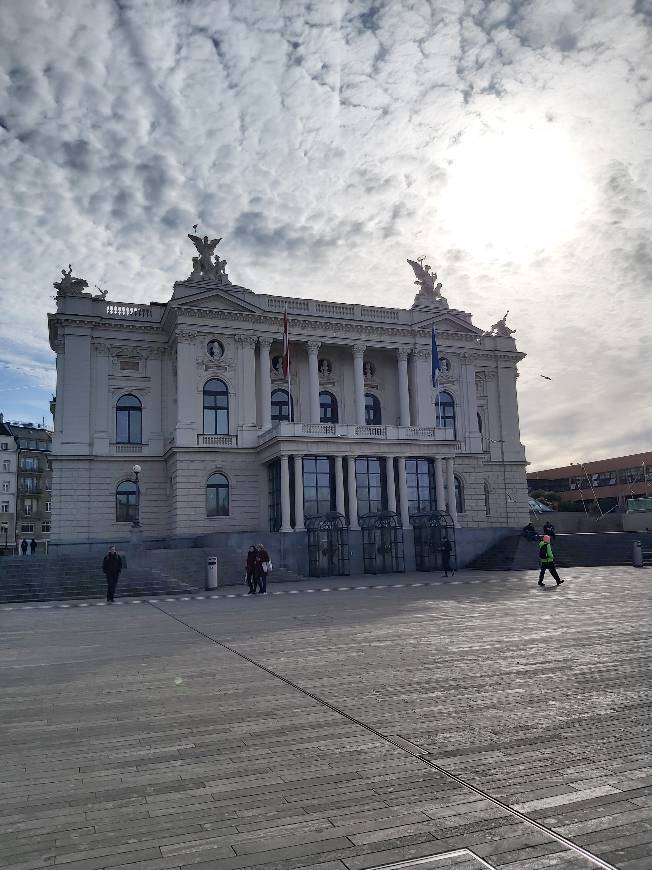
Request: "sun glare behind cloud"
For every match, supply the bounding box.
[442,125,593,260]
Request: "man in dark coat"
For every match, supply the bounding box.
[102,546,123,603]
[30,538,37,555]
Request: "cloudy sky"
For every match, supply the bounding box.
[1,0,651,469]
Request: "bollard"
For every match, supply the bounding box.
[633,541,643,568]
[206,555,219,589]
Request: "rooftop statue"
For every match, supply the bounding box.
[489,310,516,337]
[188,233,222,275]
[408,257,446,308]
[53,265,89,297]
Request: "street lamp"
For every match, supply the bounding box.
[132,464,141,528]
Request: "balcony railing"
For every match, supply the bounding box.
[197,434,237,447]
[259,422,461,446]
[114,443,144,453]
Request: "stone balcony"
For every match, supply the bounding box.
[258,422,462,448]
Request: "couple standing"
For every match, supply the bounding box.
[245,544,272,595]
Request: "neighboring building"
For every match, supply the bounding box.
[0,413,18,551]
[528,450,652,513]
[9,423,53,550]
[47,240,529,572]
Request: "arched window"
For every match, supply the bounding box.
[455,475,464,514]
[435,391,456,437]
[319,391,338,424]
[271,389,293,422]
[484,482,491,516]
[365,393,382,425]
[206,472,229,517]
[203,379,229,434]
[116,480,138,523]
[116,394,142,444]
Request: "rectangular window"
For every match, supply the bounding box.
[24,501,33,516]
[119,359,140,371]
[41,521,51,533]
[2,460,9,472]
[45,501,51,512]
[21,523,34,533]
[0,443,7,451]
[1,502,8,513]
[405,458,437,514]
[2,481,8,492]
[355,457,387,517]
[302,456,334,519]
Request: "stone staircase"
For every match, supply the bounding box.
[0,549,309,603]
[468,531,652,571]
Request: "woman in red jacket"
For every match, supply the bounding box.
[245,546,257,594]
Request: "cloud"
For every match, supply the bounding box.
[0,0,650,467]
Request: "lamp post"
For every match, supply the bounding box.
[132,464,141,528]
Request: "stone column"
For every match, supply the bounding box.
[175,329,197,447]
[397,456,410,529]
[307,341,321,424]
[92,342,111,453]
[396,349,411,426]
[385,456,397,514]
[335,455,345,517]
[463,355,482,452]
[346,455,359,529]
[434,456,445,512]
[353,343,366,426]
[413,349,435,427]
[147,349,164,452]
[237,336,257,427]
[446,457,457,525]
[258,338,272,431]
[294,454,304,530]
[280,454,292,532]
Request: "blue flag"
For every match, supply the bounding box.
[431,326,441,388]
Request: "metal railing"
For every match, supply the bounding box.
[197,434,237,447]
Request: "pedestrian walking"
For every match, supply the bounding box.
[245,545,257,595]
[441,538,454,577]
[254,543,271,594]
[102,545,123,603]
[538,534,564,587]
[20,538,28,556]
[29,538,37,555]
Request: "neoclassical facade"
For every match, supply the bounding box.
[47,243,529,572]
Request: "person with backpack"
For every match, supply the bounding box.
[254,544,271,594]
[538,534,564,587]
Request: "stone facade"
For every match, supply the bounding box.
[47,250,529,570]
[0,414,18,551]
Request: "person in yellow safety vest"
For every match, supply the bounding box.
[538,534,564,587]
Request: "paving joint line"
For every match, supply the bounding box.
[145,600,618,870]
[0,575,525,610]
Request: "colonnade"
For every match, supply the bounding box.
[277,454,458,532]
[255,339,415,430]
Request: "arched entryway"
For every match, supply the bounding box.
[359,511,405,574]
[412,510,456,573]
[306,512,349,577]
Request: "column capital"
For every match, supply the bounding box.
[258,337,273,351]
[176,329,198,345]
[352,342,366,358]
[306,340,321,354]
[396,348,410,362]
[235,335,257,349]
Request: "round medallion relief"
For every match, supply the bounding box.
[206,340,224,360]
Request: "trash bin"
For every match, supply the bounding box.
[206,555,219,589]
[633,541,643,568]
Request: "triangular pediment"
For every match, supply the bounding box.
[170,279,264,314]
[413,308,483,336]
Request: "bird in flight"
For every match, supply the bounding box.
[539,374,552,381]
